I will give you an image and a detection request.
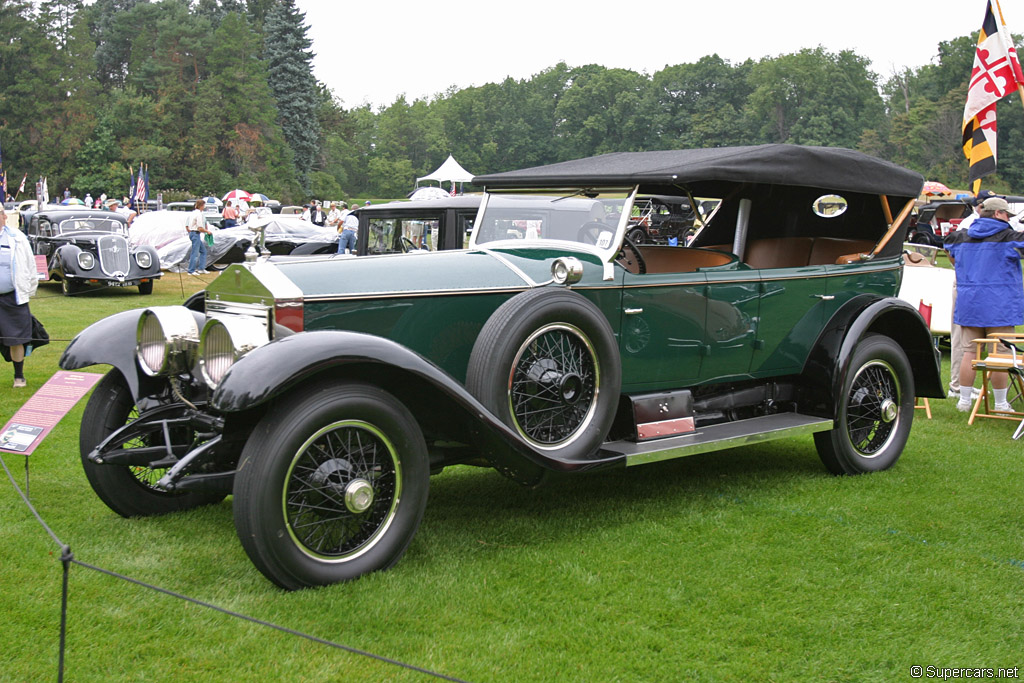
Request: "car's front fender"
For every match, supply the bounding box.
[212,331,625,482]
[53,243,82,277]
[59,308,207,402]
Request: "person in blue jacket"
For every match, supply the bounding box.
[944,196,1024,412]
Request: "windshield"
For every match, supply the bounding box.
[471,189,635,257]
[58,218,125,234]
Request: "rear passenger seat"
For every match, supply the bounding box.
[701,237,877,268]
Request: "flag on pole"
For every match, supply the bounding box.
[962,0,1024,190]
[450,181,457,197]
[17,173,27,195]
[133,164,147,209]
[128,166,135,207]
[140,164,149,205]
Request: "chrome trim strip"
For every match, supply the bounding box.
[301,285,532,303]
[477,248,540,287]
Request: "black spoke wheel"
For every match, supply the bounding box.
[79,370,224,516]
[233,381,428,590]
[509,322,599,446]
[814,334,914,475]
[467,288,621,460]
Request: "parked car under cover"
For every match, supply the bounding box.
[27,208,161,295]
[61,144,942,589]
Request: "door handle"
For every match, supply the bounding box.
[625,308,644,315]
[812,294,835,301]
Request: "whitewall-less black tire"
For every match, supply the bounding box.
[466,288,621,462]
[232,381,429,590]
[814,334,915,475]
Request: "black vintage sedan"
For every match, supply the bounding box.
[27,208,161,295]
[61,144,942,590]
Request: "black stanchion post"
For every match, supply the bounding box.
[58,544,72,683]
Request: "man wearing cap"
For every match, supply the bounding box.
[944,196,1024,412]
[947,189,996,399]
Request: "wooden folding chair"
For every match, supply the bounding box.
[967,334,1024,426]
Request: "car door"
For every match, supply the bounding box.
[619,269,708,390]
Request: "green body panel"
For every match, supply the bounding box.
[274,247,623,382]
[620,274,707,387]
[209,248,905,391]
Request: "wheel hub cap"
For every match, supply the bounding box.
[559,373,582,404]
[344,478,375,513]
[880,398,897,423]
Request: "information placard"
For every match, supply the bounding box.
[0,371,103,455]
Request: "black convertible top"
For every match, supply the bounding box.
[474,144,924,198]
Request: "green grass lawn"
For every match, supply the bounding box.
[2,274,1023,681]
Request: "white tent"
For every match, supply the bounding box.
[416,155,475,186]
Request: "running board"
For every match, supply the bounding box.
[599,413,834,467]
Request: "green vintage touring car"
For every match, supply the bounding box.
[61,144,942,589]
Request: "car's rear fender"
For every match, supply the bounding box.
[212,331,624,483]
[801,295,943,416]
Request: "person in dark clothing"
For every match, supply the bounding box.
[310,201,327,227]
[944,196,1024,412]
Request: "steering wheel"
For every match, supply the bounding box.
[576,221,609,245]
[618,234,647,274]
[400,236,418,252]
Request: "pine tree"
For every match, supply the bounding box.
[262,0,319,195]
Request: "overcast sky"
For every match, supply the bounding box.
[294,0,1019,110]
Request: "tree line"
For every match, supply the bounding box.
[1,0,1021,205]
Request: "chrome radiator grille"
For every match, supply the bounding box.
[98,235,131,276]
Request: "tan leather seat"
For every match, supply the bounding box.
[743,237,814,269]
[808,238,875,265]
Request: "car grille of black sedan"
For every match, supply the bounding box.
[97,235,131,276]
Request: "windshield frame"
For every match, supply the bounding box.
[470,185,638,261]
[57,217,127,235]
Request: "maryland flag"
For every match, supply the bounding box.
[962,0,1024,189]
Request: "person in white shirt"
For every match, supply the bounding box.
[0,207,39,387]
[337,210,358,254]
[326,202,343,230]
[186,199,211,274]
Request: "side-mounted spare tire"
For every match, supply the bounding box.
[814,333,915,475]
[466,287,621,462]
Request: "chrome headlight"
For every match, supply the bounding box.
[135,250,152,269]
[198,316,270,388]
[77,252,95,270]
[551,257,583,285]
[136,307,200,377]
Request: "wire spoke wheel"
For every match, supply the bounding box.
[509,323,599,447]
[844,360,901,456]
[814,334,914,475]
[79,370,223,516]
[284,420,401,560]
[233,381,428,589]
